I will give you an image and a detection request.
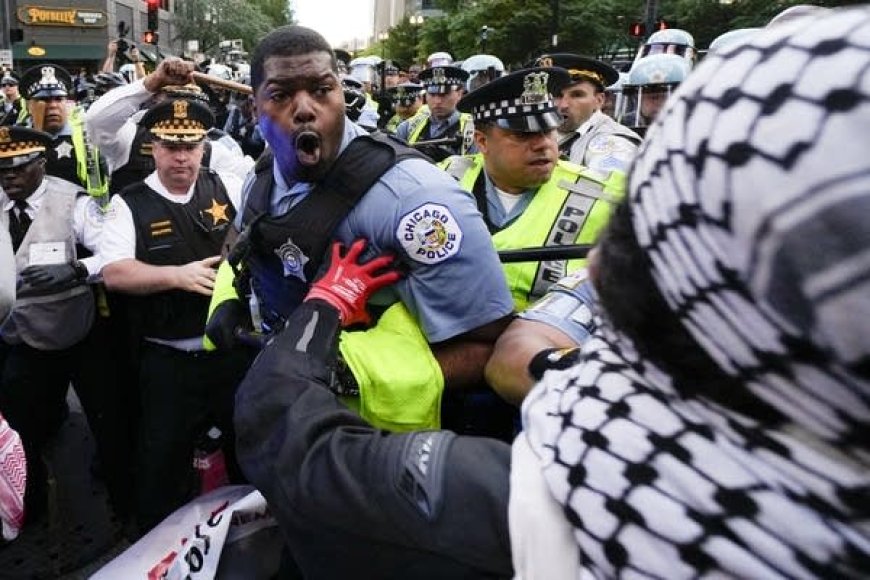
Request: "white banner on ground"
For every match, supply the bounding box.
[92,485,278,580]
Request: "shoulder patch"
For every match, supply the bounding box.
[396,203,463,265]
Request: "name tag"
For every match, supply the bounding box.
[28,241,66,266]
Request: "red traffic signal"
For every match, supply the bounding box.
[656,20,669,31]
[629,22,645,38]
[147,0,159,31]
[143,30,158,45]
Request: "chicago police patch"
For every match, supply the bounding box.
[396,203,463,264]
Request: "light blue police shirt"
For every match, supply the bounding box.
[238,120,514,343]
[519,269,598,345]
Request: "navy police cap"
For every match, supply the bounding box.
[140,98,215,143]
[20,64,72,99]
[458,67,569,133]
[388,82,423,104]
[418,65,468,94]
[0,126,52,168]
[532,53,619,91]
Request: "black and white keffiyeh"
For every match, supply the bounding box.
[523,8,870,578]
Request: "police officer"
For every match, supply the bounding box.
[0,72,27,126]
[205,25,514,433]
[384,82,423,134]
[19,64,108,198]
[534,54,641,173]
[395,65,474,161]
[439,68,625,438]
[99,98,251,534]
[442,67,624,311]
[618,53,692,136]
[0,126,104,521]
[85,57,254,195]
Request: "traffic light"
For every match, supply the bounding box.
[656,20,669,31]
[143,30,158,45]
[629,22,645,38]
[147,0,159,32]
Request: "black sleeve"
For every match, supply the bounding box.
[234,301,514,579]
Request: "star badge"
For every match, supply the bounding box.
[203,198,229,226]
[54,141,73,159]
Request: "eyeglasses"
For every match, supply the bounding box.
[0,83,15,88]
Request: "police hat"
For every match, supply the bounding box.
[418,66,468,94]
[20,64,72,99]
[160,82,212,106]
[140,98,215,143]
[388,82,423,105]
[0,126,52,168]
[532,54,619,91]
[0,71,17,87]
[458,67,570,133]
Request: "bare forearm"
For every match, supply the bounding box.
[486,320,578,405]
[434,340,495,390]
[102,259,179,295]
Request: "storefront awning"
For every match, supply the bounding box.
[13,43,105,61]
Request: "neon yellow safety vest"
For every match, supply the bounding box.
[69,106,109,201]
[440,153,625,311]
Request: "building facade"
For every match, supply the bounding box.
[373,0,442,38]
[4,0,179,74]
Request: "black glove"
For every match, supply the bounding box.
[20,262,88,292]
[205,298,251,350]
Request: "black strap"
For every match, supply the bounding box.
[558,132,582,160]
[471,171,500,235]
[236,133,425,282]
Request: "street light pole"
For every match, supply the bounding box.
[378,31,388,93]
[410,14,424,65]
[480,25,489,54]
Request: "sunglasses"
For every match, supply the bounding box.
[0,83,16,88]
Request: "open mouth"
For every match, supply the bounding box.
[295,131,322,167]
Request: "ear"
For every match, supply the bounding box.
[594,91,606,110]
[473,129,488,154]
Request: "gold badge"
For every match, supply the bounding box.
[0,127,9,144]
[173,99,189,119]
[537,56,554,68]
[203,199,229,226]
[521,72,549,105]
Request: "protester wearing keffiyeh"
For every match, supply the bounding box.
[518,7,870,578]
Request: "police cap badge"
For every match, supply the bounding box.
[140,98,215,143]
[457,67,569,133]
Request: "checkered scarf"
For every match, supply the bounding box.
[523,8,870,577]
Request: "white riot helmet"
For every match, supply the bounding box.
[707,28,761,55]
[638,28,696,66]
[618,53,691,133]
[461,54,505,91]
[348,56,381,87]
[118,63,137,83]
[426,51,453,68]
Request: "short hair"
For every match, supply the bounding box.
[251,25,337,91]
[594,199,786,426]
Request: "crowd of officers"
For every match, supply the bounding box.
[0,23,685,549]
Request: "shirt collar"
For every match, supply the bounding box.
[2,178,47,213]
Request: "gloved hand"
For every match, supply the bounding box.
[19,262,88,292]
[305,239,402,327]
[204,298,251,350]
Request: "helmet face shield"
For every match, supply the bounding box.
[617,84,676,128]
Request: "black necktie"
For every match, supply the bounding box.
[8,201,31,252]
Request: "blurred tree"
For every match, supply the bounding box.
[173,0,277,56]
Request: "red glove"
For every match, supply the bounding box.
[305,239,402,327]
